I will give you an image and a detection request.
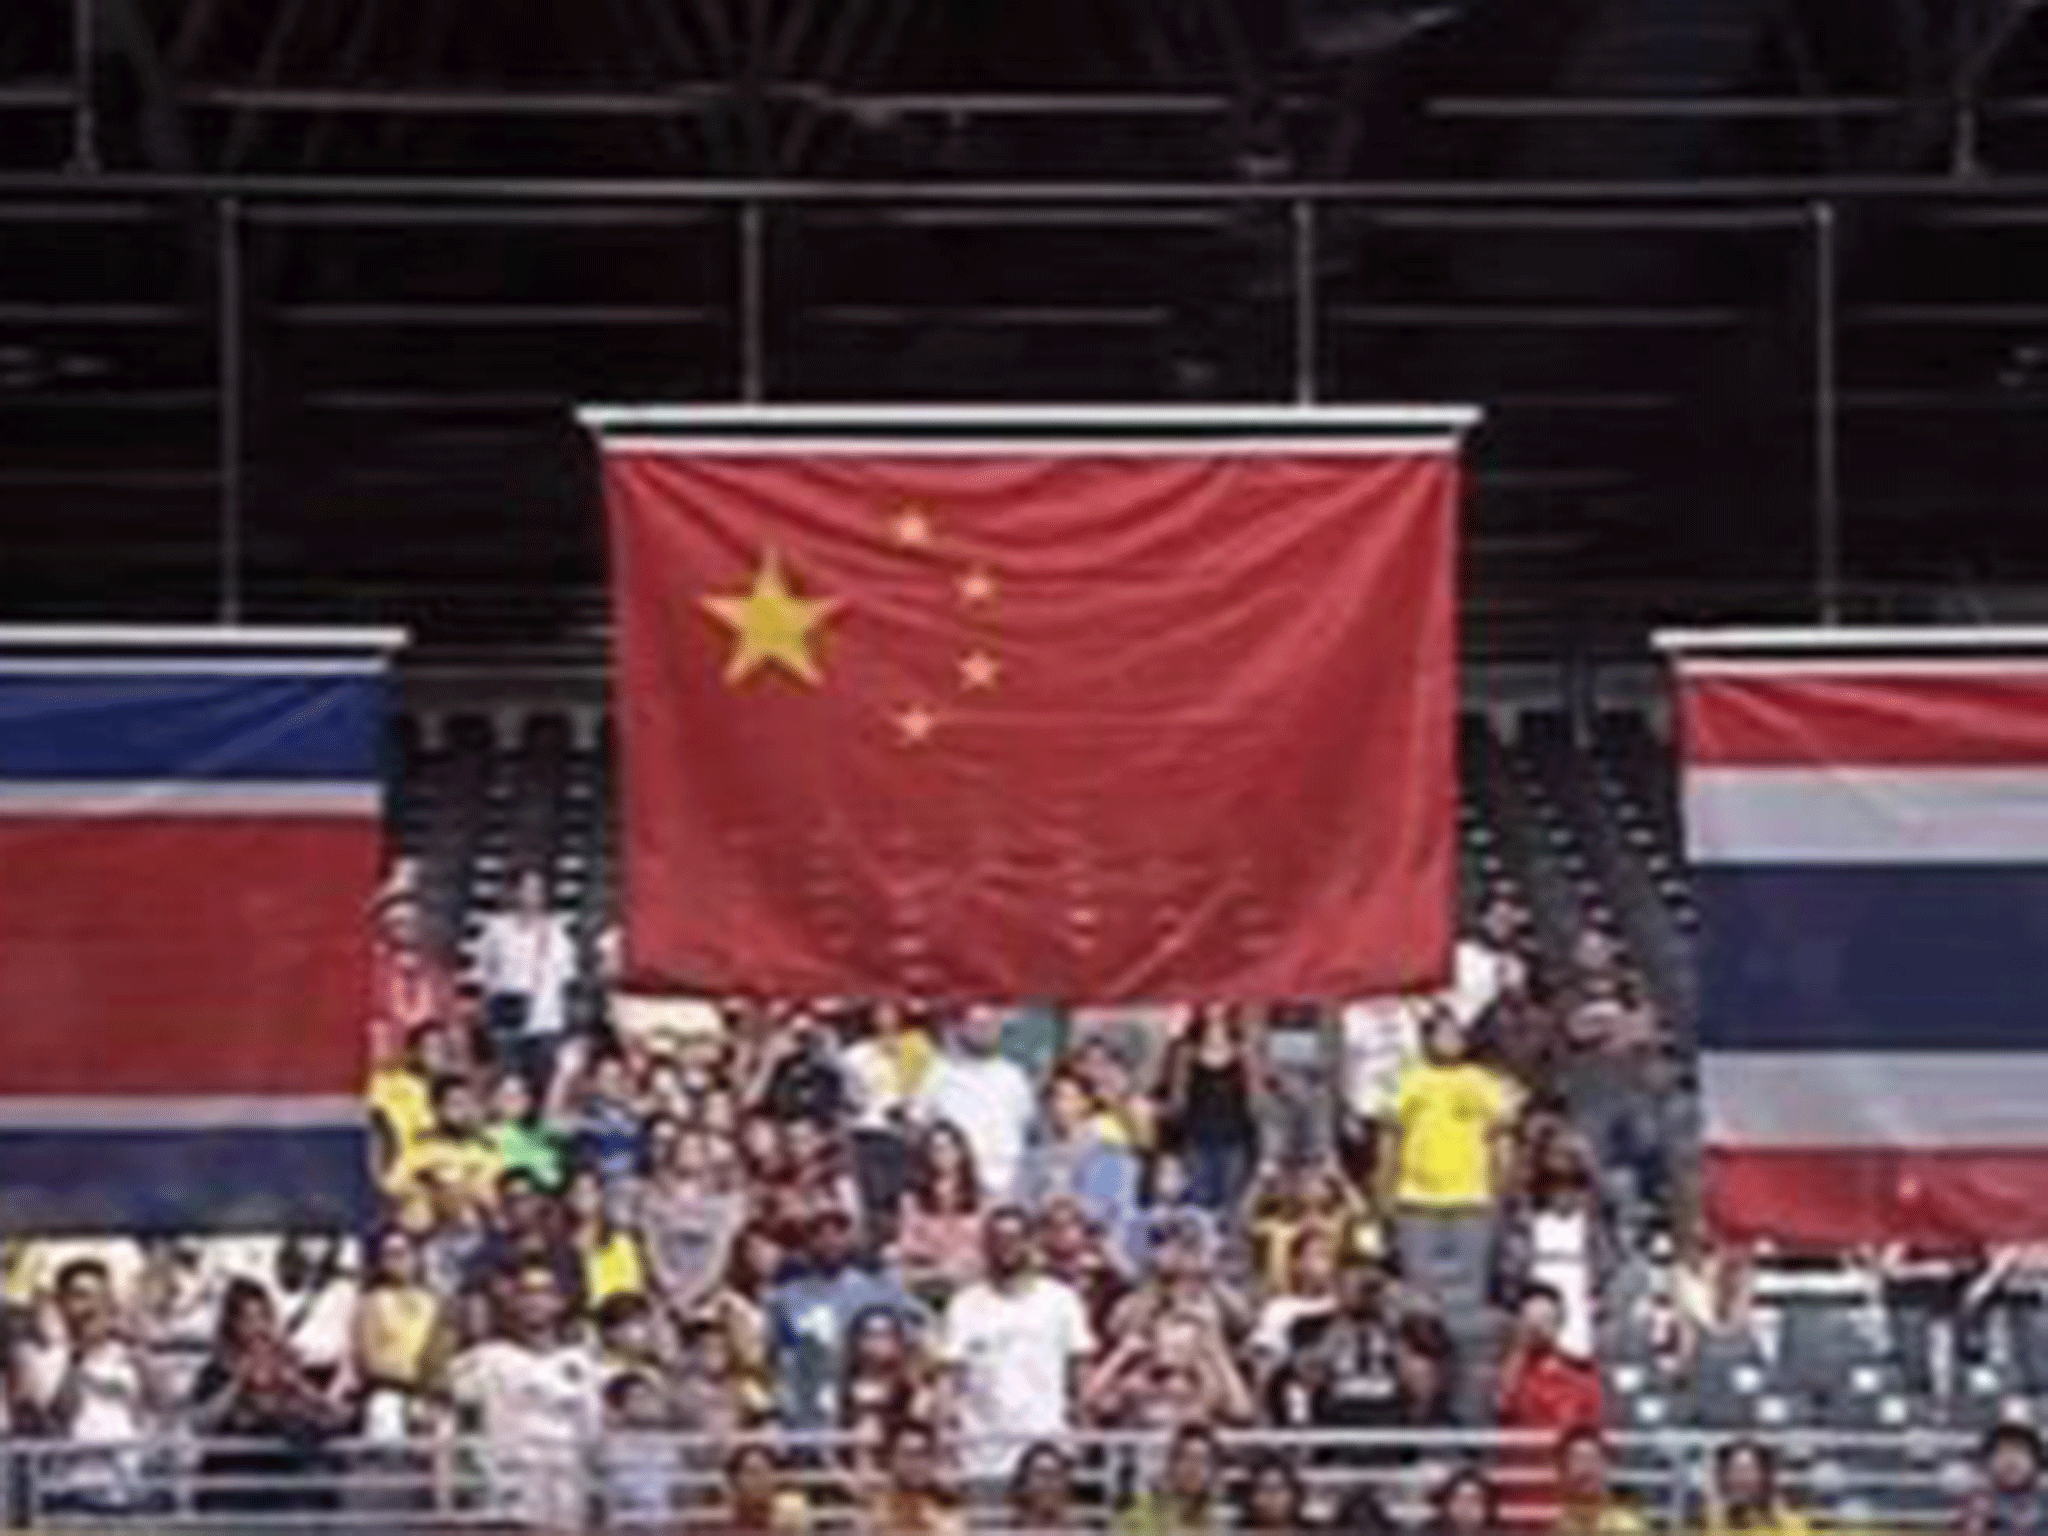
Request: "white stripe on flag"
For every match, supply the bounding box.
[0,1096,365,1132]
[1684,766,2048,864]
[1703,1052,2048,1148]
[0,781,380,818]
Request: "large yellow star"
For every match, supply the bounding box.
[701,552,840,686]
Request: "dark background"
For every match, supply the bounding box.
[4,0,2048,654]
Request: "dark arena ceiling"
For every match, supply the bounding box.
[4,0,2048,653]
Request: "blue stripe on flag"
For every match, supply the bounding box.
[1697,864,2048,1051]
[0,674,384,782]
[0,1128,370,1232]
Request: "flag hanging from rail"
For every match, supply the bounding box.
[1667,628,2048,1245]
[0,626,402,1232]
[592,406,1469,1003]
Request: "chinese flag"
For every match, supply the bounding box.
[605,440,1457,1002]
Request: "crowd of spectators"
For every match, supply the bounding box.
[1,871,2039,1531]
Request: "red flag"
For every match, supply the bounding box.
[605,441,1457,1002]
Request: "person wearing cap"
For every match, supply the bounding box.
[765,1208,921,1431]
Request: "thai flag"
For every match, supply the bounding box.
[1674,641,2048,1245]
[0,630,400,1232]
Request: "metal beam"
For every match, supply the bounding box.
[1812,203,1841,626]
[69,0,97,171]
[0,82,73,108]
[186,84,730,116]
[1331,303,1744,327]
[216,197,243,626]
[10,171,2048,201]
[276,303,720,325]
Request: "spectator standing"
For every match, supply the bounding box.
[475,867,579,1096]
[939,1208,1094,1482]
[1381,1010,1516,1407]
[1502,1132,1612,1364]
[637,1117,747,1318]
[896,1123,987,1299]
[841,1002,937,1240]
[1022,1067,1140,1248]
[766,1209,920,1432]
[840,1306,934,1467]
[447,1262,604,1531]
[915,1008,1037,1204]
[1960,1425,2048,1536]
[369,896,459,1071]
[564,1165,647,1307]
[1159,1007,1266,1215]
[562,1052,645,1200]
[190,1278,347,1513]
[15,1258,166,1513]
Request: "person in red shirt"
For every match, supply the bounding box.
[1497,1281,1604,1530]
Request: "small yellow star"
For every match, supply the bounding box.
[891,504,934,548]
[957,566,998,607]
[700,551,840,686]
[958,650,1001,692]
[893,703,939,746]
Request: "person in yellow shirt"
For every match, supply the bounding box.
[1706,1439,1813,1536]
[353,1227,446,1440]
[369,1021,462,1165]
[1553,1428,1647,1536]
[1381,1010,1518,1345]
[565,1165,647,1305]
[386,1076,505,1229]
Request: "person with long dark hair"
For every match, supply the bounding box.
[1159,1007,1266,1215]
[1423,1467,1501,1536]
[894,1121,986,1298]
[1706,1439,1811,1536]
[190,1279,347,1512]
[1008,1442,1084,1533]
[1237,1452,1311,1533]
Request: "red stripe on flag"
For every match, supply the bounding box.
[0,816,375,1095]
[1708,1147,2048,1247]
[1683,672,2048,766]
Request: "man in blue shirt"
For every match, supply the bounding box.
[765,1208,922,1430]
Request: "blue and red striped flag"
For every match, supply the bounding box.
[1675,641,2048,1245]
[0,630,400,1232]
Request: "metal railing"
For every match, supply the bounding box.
[1,1426,2001,1530]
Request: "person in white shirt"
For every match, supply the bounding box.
[475,868,579,1096]
[15,1258,167,1512]
[1445,899,1531,1029]
[914,1009,1036,1203]
[449,1262,604,1530]
[940,1208,1094,1482]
